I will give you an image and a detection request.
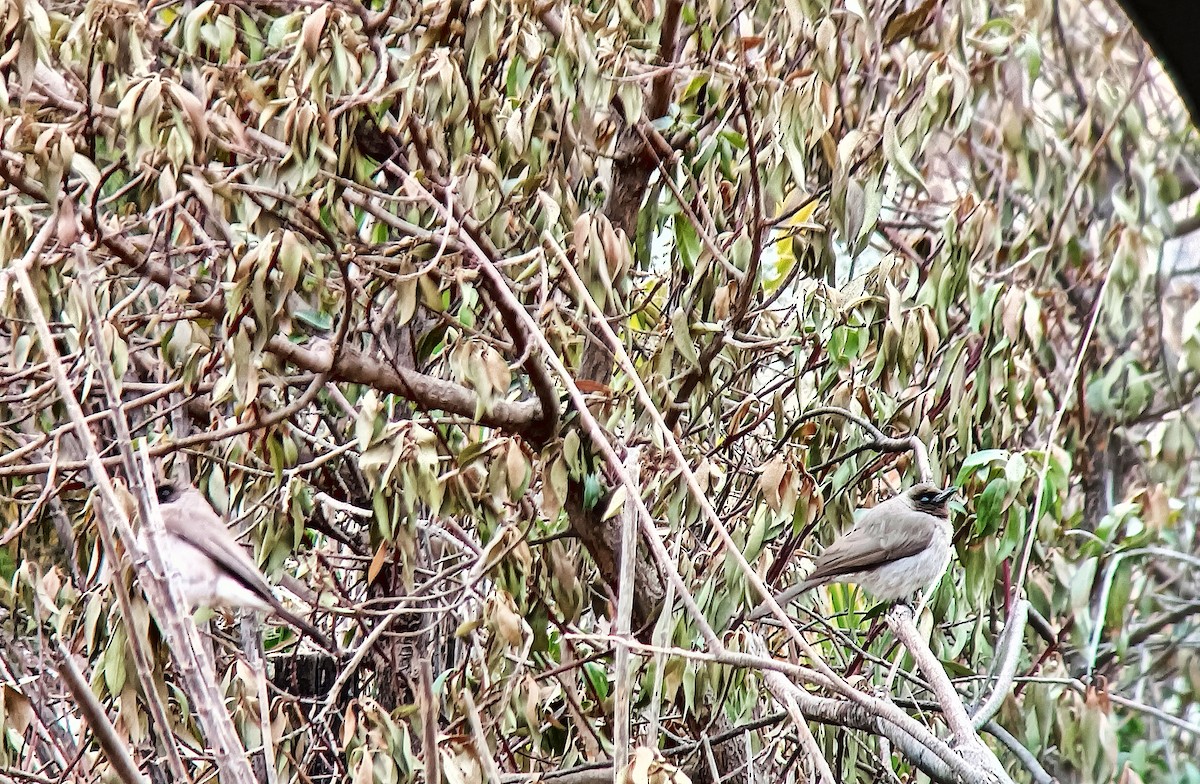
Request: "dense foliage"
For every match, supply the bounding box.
[0,0,1198,782]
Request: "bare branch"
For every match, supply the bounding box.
[613,446,642,772]
[52,640,145,784]
[887,605,1011,783]
[972,600,1030,728]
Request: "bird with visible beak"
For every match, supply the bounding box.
[143,483,333,651]
[747,483,957,621]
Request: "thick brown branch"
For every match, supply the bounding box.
[267,338,547,437]
[582,0,685,384]
[647,0,685,121]
[458,220,560,444]
[89,217,551,441]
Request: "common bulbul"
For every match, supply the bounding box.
[747,483,956,620]
[144,483,332,651]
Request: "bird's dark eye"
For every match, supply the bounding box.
[155,484,176,504]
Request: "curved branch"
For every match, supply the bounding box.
[781,405,934,482]
[972,600,1030,728]
[981,721,1054,784]
[746,636,953,784]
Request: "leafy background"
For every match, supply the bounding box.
[0,0,1198,782]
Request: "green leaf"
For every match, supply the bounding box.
[582,661,609,700]
[294,306,333,331]
[973,478,1008,537]
[583,474,603,511]
[670,308,699,366]
[884,112,927,190]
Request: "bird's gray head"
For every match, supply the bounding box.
[905,483,956,517]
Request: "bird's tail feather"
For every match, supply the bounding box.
[745,577,822,621]
[270,600,334,653]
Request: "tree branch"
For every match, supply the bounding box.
[266,338,547,437]
[972,600,1030,728]
[88,211,553,443]
[52,639,147,784]
[887,605,1011,783]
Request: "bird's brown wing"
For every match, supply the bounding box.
[804,505,934,583]
[160,490,278,601]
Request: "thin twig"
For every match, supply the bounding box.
[1013,235,1119,601]
[462,689,503,784]
[419,659,442,784]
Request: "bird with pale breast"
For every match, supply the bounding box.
[747,483,956,621]
[142,483,332,651]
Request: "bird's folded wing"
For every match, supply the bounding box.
[804,518,933,583]
[164,504,279,601]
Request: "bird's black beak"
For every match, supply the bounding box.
[933,487,957,503]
